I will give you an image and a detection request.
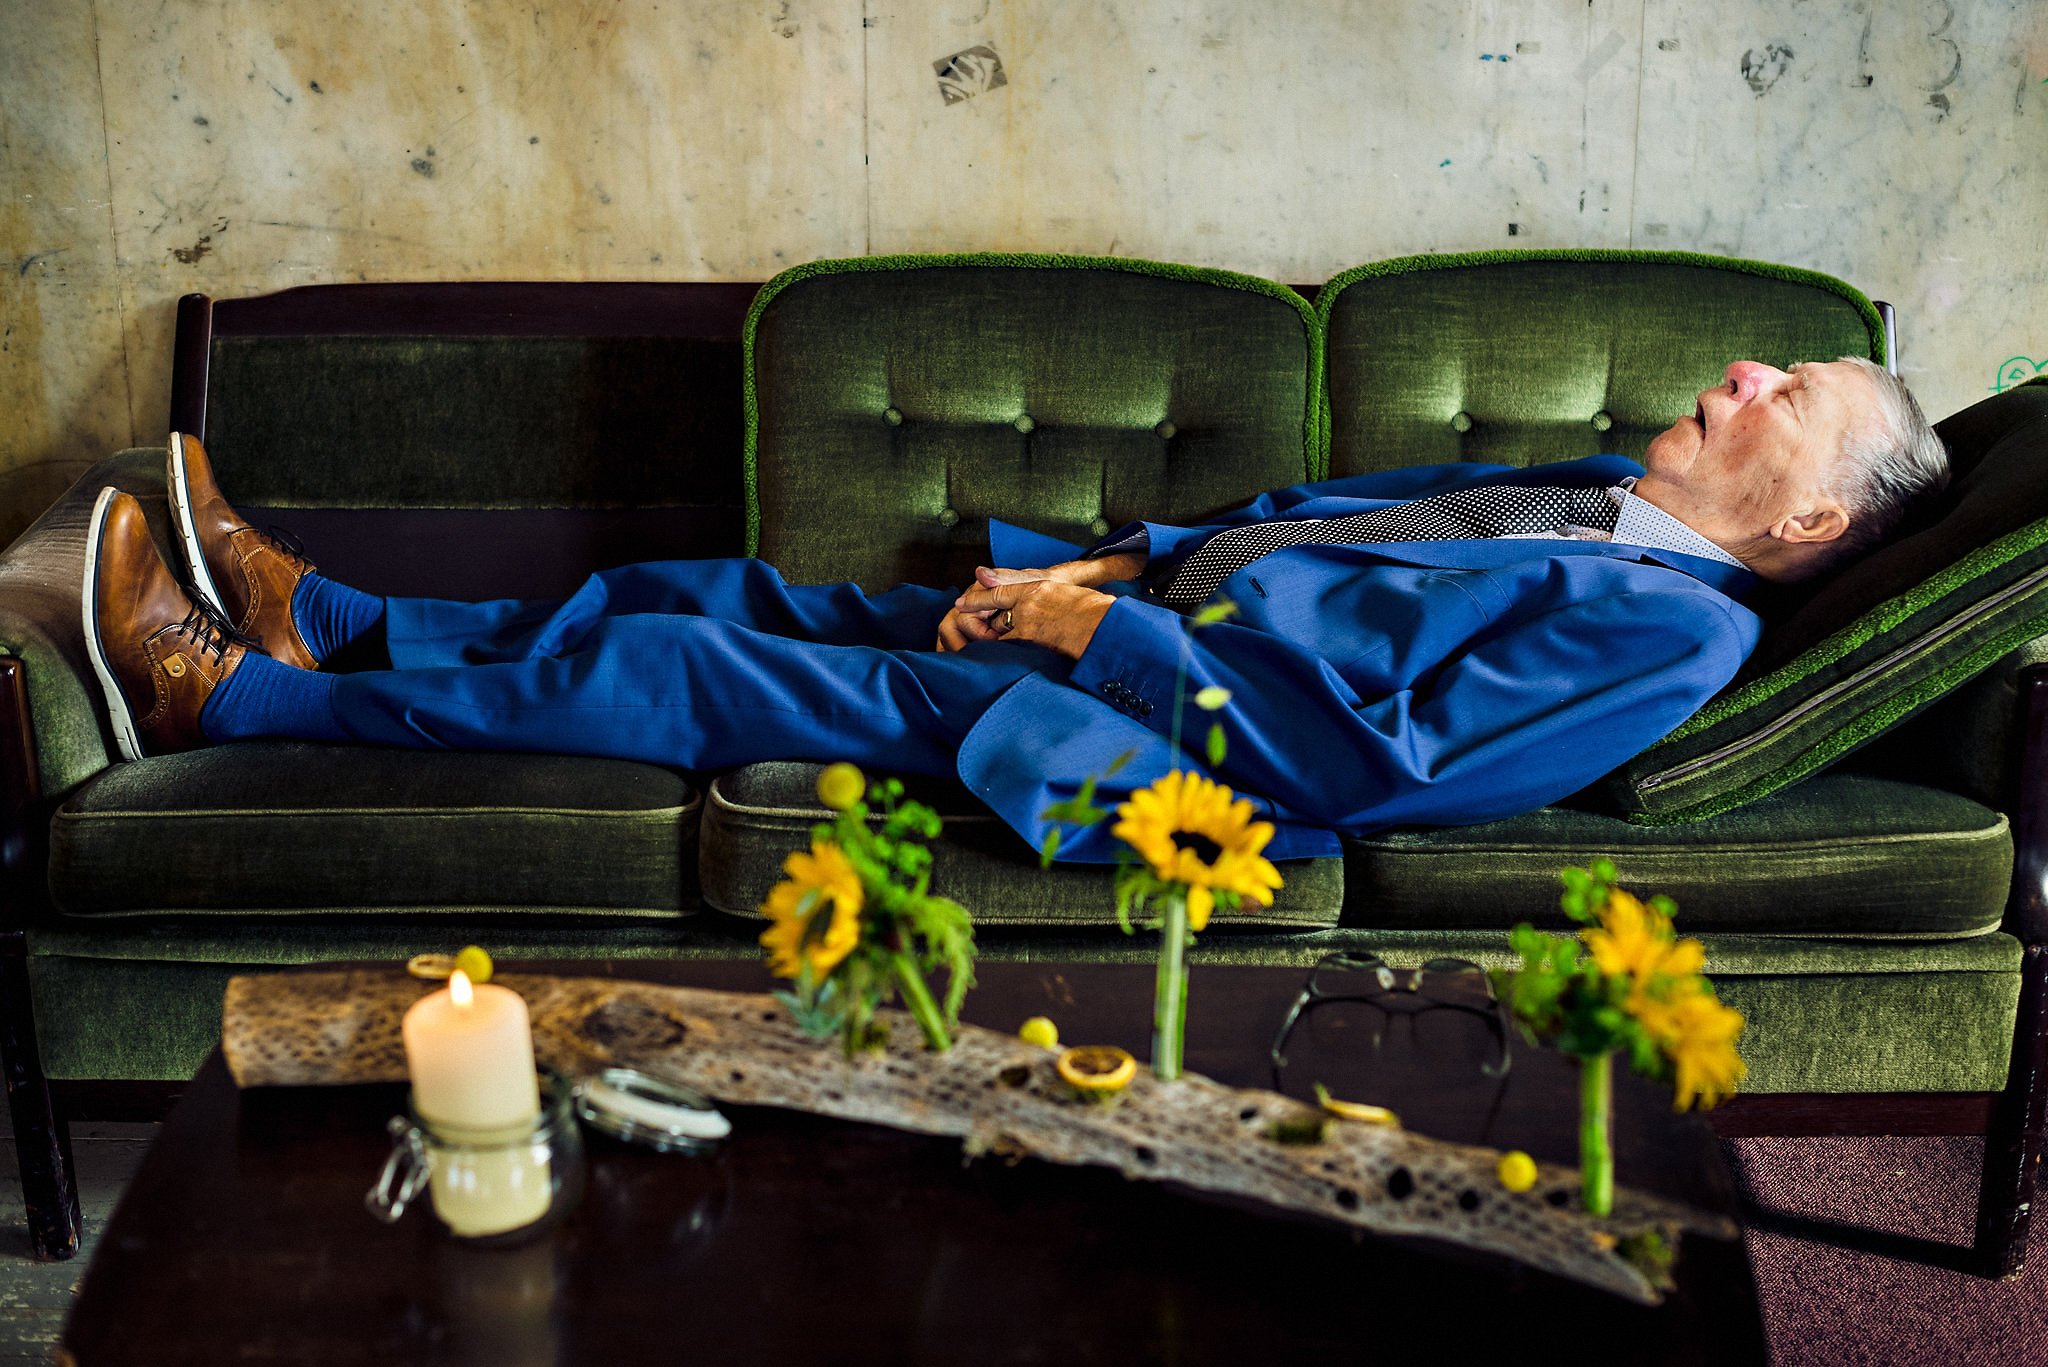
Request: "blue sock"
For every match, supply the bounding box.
[292,573,384,665]
[202,650,348,743]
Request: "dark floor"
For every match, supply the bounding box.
[1731,1135,2048,1367]
[3,1130,2045,1364]
[0,1126,152,1365]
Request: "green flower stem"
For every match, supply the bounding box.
[1153,893,1191,1081]
[1580,1049,1615,1216]
[891,951,952,1052]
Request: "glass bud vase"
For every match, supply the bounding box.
[1580,1049,1615,1216]
[1152,892,1191,1081]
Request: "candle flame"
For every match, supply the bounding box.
[449,968,474,1008]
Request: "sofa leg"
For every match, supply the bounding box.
[1975,942,2048,1278]
[0,944,79,1260]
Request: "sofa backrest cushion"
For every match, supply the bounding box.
[1320,250,1883,478]
[1610,377,2048,821]
[197,284,757,511]
[184,283,760,599]
[746,255,1321,589]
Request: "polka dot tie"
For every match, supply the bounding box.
[1156,483,1622,609]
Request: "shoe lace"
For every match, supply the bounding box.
[170,592,258,670]
[261,524,310,569]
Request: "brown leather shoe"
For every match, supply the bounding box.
[166,432,319,669]
[82,488,249,761]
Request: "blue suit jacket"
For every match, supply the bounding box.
[957,457,1763,862]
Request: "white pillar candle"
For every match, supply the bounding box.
[402,970,542,1129]
[401,970,550,1237]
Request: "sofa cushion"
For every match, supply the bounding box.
[1343,774,2010,938]
[1612,378,2048,821]
[699,760,1346,930]
[746,254,1321,589]
[48,743,701,917]
[1319,250,1882,478]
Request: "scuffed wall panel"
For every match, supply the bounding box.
[98,0,867,283]
[0,0,869,545]
[865,1,1645,272]
[1633,1,2048,419]
[1,0,132,541]
[1,0,2044,543]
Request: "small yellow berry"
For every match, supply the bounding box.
[1497,1150,1538,1192]
[816,762,866,811]
[452,945,494,985]
[1018,1016,1059,1049]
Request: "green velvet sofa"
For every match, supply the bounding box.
[3,252,2045,1272]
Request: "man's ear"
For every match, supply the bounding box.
[1770,505,1848,546]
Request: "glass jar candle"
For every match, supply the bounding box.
[368,1066,584,1243]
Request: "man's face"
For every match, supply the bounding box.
[1637,359,1877,549]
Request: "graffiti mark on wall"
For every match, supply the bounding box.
[1740,44,1796,96]
[935,45,1007,105]
[1992,356,2046,394]
[169,218,230,265]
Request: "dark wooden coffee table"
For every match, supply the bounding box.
[60,959,1764,1365]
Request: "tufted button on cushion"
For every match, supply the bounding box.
[937,507,960,527]
[1013,414,1036,435]
[1089,516,1111,537]
[883,406,903,426]
[1155,420,1177,440]
[1591,410,1614,432]
[1450,411,1474,433]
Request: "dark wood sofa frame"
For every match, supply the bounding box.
[2,282,2040,1276]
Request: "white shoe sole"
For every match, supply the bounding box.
[167,432,227,619]
[81,486,145,763]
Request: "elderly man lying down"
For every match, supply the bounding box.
[83,357,1945,862]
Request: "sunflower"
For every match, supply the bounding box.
[758,838,865,979]
[1583,889,1704,985]
[1631,984,1747,1111]
[1110,770,1284,929]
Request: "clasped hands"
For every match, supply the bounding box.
[935,551,1147,658]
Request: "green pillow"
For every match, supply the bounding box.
[1318,249,1885,480]
[744,253,1321,589]
[1610,377,2048,821]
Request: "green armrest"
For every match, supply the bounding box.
[0,449,168,800]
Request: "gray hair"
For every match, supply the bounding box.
[1809,355,1950,571]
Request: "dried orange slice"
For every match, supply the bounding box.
[1314,1083,1400,1128]
[1055,1045,1137,1094]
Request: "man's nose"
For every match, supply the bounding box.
[1723,360,1789,403]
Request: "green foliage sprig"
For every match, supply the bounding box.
[762,766,976,1056]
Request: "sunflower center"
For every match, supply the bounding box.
[1171,831,1224,865]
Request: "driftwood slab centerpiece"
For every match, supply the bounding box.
[222,971,1734,1304]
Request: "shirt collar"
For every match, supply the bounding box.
[1609,477,1747,568]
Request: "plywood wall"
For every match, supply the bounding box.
[3,0,2043,545]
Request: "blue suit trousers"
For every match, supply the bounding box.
[329,559,1072,776]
